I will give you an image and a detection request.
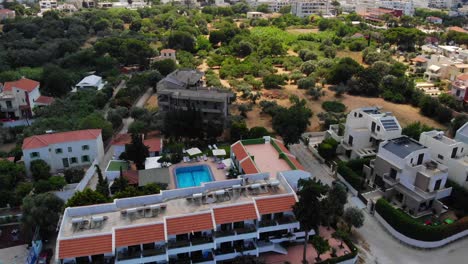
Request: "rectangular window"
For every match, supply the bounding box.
[82,145,89,151]
[70,157,78,164]
[68,147,72,152]
[437,154,444,160]
[81,155,90,163]
[30,152,40,158]
[55,148,63,154]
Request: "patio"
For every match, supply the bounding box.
[263,226,352,264]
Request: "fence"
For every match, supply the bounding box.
[1,119,35,127]
[75,158,99,192]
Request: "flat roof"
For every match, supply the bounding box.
[244,143,291,176]
[383,137,426,158]
[58,171,301,239]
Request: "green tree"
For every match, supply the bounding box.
[41,64,74,97]
[311,236,330,261]
[293,178,328,264]
[272,96,312,145]
[95,165,109,197]
[248,126,269,138]
[114,186,143,199]
[79,113,113,141]
[30,159,51,181]
[343,207,365,232]
[263,74,286,89]
[128,120,150,135]
[256,4,270,13]
[152,59,177,76]
[326,57,363,85]
[332,228,349,248]
[112,168,129,194]
[48,176,67,190]
[22,193,64,239]
[66,189,109,207]
[230,120,249,142]
[168,31,196,52]
[450,114,468,137]
[125,134,149,170]
[317,138,339,160]
[402,122,434,141]
[321,184,347,227]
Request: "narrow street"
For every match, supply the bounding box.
[290,142,468,264]
[87,87,153,189]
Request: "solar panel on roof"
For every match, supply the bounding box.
[381,119,399,131]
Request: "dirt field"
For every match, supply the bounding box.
[286,28,319,34]
[336,50,365,66]
[144,95,158,111]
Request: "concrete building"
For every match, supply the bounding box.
[450,74,468,102]
[22,129,104,175]
[455,122,468,144]
[426,16,443,24]
[364,136,452,217]
[0,78,54,120]
[419,130,468,189]
[247,11,266,18]
[156,69,234,125]
[423,54,467,82]
[111,132,163,159]
[379,0,414,16]
[39,0,57,9]
[429,0,461,9]
[55,137,313,264]
[290,0,333,17]
[327,107,402,160]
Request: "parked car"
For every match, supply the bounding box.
[37,248,53,264]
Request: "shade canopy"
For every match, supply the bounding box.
[212,149,227,156]
[186,147,202,156]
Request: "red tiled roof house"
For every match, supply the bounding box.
[0,77,54,121]
[22,129,104,175]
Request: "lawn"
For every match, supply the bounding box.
[107,160,129,171]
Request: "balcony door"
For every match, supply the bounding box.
[451,147,458,159]
[62,158,69,168]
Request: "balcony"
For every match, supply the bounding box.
[215,229,235,237]
[234,224,256,235]
[383,173,398,187]
[142,247,166,257]
[341,140,353,150]
[191,236,213,246]
[117,250,141,261]
[191,252,214,264]
[259,219,277,228]
[258,216,300,233]
[168,239,190,249]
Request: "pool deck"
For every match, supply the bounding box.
[168,159,230,189]
[244,143,291,177]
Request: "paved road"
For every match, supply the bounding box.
[289,143,334,185]
[290,142,468,264]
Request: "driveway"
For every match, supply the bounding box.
[289,143,334,185]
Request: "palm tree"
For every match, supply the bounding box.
[293,178,328,264]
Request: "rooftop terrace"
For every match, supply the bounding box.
[383,137,426,158]
[59,170,308,239]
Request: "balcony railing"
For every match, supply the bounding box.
[169,258,191,264]
[259,219,277,227]
[214,247,235,256]
[117,250,141,261]
[277,215,296,225]
[234,224,256,235]
[215,229,235,237]
[383,173,398,186]
[142,247,166,257]
[168,239,190,249]
[191,236,213,246]
[191,252,214,263]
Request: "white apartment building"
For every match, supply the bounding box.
[291,0,333,17]
[22,129,104,175]
[327,107,402,160]
[39,0,57,10]
[364,136,452,217]
[429,0,461,9]
[75,75,105,91]
[455,122,468,144]
[423,54,468,81]
[0,78,53,120]
[379,0,414,16]
[419,130,468,189]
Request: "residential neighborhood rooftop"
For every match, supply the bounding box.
[3,78,39,92]
[22,129,102,150]
[383,136,426,158]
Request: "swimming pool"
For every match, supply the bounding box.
[174,165,214,188]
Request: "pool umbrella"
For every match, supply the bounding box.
[186,147,202,156]
[212,149,226,156]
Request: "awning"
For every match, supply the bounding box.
[222,158,233,168]
[186,147,202,156]
[212,149,226,156]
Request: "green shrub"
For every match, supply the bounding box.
[241,138,265,145]
[346,158,372,175]
[375,198,468,241]
[317,138,339,160]
[322,101,346,113]
[336,161,364,191]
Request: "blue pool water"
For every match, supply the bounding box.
[174,165,214,188]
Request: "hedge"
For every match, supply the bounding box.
[316,237,358,264]
[270,138,283,154]
[375,198,468,241]
[336,161,364,191]
[279,153,298,170]
[241,138,265,145]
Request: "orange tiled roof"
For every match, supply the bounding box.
[35,95,54,105]
[240,158,259,174]
[3,78,39,93]
[213,203,258,224]
[448,26,467,33]
[115,223,165,247]
[255,195,296,215]
[58,234,112,259]
[166,212,214,235]
[232,142,248,160]
[161,49,176,53]
[457,74,468,81]
[22,129,101,150]
[411,57,427,63]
